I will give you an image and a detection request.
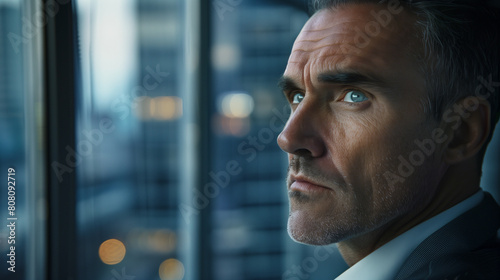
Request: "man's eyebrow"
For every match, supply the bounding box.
[277,76,302,93]
[278,72,387,93]
[317,72,386,88]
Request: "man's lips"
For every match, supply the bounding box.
[289,176,332,194]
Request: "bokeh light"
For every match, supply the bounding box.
[98,239,126,265]
[127,228,178,253]
[159,258,185,280]
[154,96,183,120]
[212,44,241,70]
[220,93,254,118]
[215,115,251,136]
[148,229,177,253]
[134,96,183,120]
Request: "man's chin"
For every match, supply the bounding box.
[287,213,341,245]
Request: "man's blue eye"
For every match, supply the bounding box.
[343,90,368,103]
[292,93,305,104]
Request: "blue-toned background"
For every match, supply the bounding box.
[0,0,498,279]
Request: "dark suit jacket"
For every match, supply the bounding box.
[394,192,500,280]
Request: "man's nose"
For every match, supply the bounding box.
[277,102,325,158]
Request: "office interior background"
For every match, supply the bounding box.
[0,0,499,279]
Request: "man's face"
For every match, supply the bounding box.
[278,4,445,245]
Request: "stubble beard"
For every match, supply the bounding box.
[285,157,361,245]
[285,154,429,246]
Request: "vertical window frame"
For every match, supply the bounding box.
[43,0,77,279]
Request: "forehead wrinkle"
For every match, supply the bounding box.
[284,4,422,94]
[288,48,400,96]
[284,62,318,96]
[288,53,356,72]
[318,54,367,71]
[290,26,411,68]
[302,60,315,93]
[292,32,358,54]
[300,20,363,34]
[290,26,407,69]
[296,5,417,54]
[295,20,363,46]
[290,43,349,58]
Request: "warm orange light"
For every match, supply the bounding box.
[134,96,183,121]
[216,115,251,136]
[159,258,185,280]
[148,230,177,253]
[155,96,182,120]
[98,239,126,265]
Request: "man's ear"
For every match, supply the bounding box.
[443,97,491,164]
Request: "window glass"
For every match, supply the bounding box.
[73,0,350,279]
[0,2,27,279]
[0,0,45,279]
[75,0,186,279]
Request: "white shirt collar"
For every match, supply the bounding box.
[335,190,484,280]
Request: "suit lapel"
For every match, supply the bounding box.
[394,193,500,280]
